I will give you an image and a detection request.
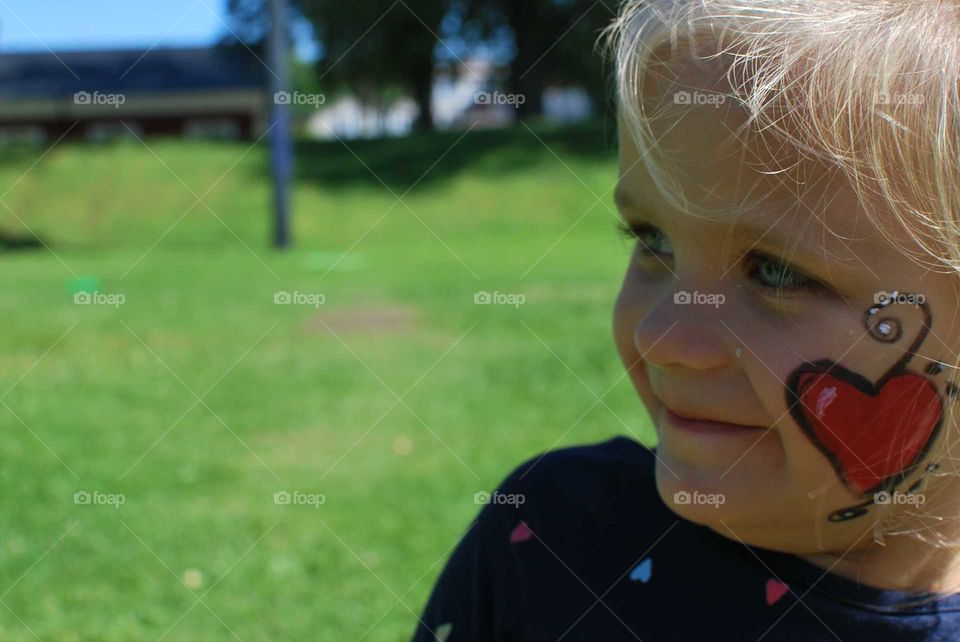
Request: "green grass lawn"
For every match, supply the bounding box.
[0,120,656,641]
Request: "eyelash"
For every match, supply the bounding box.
[617,221,822,296]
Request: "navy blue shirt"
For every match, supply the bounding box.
[411,436,960,641]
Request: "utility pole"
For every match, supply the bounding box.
[268,0,292,248]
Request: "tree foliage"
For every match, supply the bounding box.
[225,0,616,128]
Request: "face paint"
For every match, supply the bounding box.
[906,462,939,494]
[785,292,946,522]
[947,381,960,400]
[926,362,945,375]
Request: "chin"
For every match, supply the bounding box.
[653,465,843,553]
[655,460,728,517]
[651,454,768,528]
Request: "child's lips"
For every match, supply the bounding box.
[662,406,762,434]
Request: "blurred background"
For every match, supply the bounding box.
[0,0,656,639]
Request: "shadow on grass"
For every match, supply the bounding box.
[0,117,619,250]
[0,142,64,169]
[287,117,619,193]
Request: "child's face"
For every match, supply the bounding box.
[612,87,960,554]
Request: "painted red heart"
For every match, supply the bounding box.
[789,364,942,494]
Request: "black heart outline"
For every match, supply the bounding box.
[784,292,945,522]
[787,363,943,494]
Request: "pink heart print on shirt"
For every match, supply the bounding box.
[510,521,532,543]
[786,292,945,521]
[765,579,789,605]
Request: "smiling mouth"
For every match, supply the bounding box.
[661,406,761,434]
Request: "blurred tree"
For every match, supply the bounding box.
[227,0,448,132]
[225,0,617,127]
[301,0,449,132]
[461,0,618,119]
[226,0,273,43]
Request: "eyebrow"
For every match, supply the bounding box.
[613,187,641,214]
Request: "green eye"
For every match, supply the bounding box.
[618,222,673,256]
[745,252,817,294]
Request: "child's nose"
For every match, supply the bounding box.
[633,286,734,371]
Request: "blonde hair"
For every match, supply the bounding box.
[601,0,960,274]
[600,0,960,601]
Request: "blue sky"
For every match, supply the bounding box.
[0,0,317,58]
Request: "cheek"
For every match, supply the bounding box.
[612,271,644,360]
[788,365,943,494]
[762,366,848,483]
[711,321,863,484]
[612,272,662,416]
[776,294,947,521]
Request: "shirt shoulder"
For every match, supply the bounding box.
[511,434,656,477]
[496,435,662,515]
[488,435,678,572]
[413,437,659,642]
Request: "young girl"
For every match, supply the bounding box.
[412,1,960,639]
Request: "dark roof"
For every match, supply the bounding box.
[0,46,267,99]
